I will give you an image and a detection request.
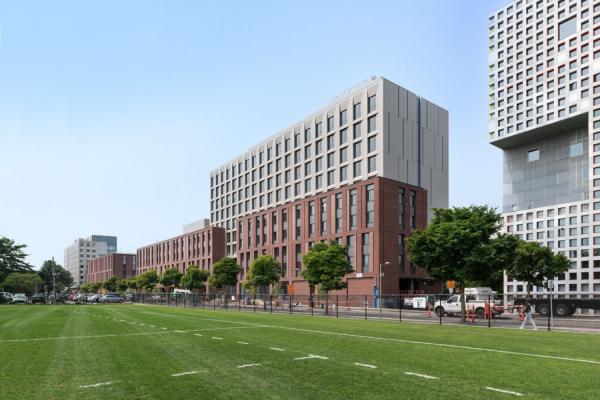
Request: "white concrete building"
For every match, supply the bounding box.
[64,235,117,285]
[489,0,600,300]
[210,76,449,256]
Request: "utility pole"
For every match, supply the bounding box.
[52,256,57,305]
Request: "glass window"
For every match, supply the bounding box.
[315,122,322,138]
[335,193,343,232]
[353,103,361,120]
[354,141,362,158]
[399,187,405,228]
[340,110,347,126]
[353,161,361,177]
[559,17,577,40]
[362,233,370,272]
[409,191,416,228]
[366,184,375,227]
[368,116,377,133]
[327,115,335,132]
[528,148,540,162]
[368,95,376,113]
[368,135,377,153]
[340,165,348,181]
[349,189,358,229]
[368,155,377,173]
[347,235,356,268]
[353,123,361,139]
[320,197,327,235]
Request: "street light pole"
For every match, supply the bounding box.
[379,261,391,319]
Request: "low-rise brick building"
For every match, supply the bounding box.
[136,225,225,277]
[86,253,136,283]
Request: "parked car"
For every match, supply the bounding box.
[0,292,13,302]
[100,294,123,304]
[48,293,66,304]
[124,293,134,302]
[12,293,27,304]
[31,293,46,304]
[87,294,101,303]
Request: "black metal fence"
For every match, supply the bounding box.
[130,292,600,332]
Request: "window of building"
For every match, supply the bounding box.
[368,95,376,113]
[340,128,348,145]
[353,103,361,120]
[570,142,583,157]
[368,116,377,133]
[281,246,287,277]
[366,184,375,227]
[340,109,347,126]
[320,197,328,235]
[335,193,343,232]
[308,201,315,237]
[559,16,577,40]
[295,244,302,276]
[272,212,278,244]
[354,142,362,158]
[398,234,405,272]
[368,135,377,153]
[340,165,348,182]
[399,188,405,228]
[282,209,288,241]
[528,148,540,162]
[353,161,361,177]
[347,235,356,268]
[349,189,358,229]
[295,205,302,240]
[409,191,416,228]
[368,155,377,173]
[353,123,361,139]
[315,122,322,138]
[362,233,371,272]
[327,115,335,132]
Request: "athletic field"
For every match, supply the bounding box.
[1,304,598,399]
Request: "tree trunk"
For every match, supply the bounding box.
[460,281,466,323]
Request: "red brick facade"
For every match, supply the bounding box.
[136,226,225,277]
[86,253,136,283]
[236,176,439,296]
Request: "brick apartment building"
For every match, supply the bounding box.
[86,253,136,284]
[136,224,225,278]
[210,77,449,296]
[238,176,440,296]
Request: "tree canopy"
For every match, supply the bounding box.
[136,270,158,292]
[506,240,570,296]
[301,241,353,293]
[208,257,240,291]
[180,266,209,292]
[245,255,280,293]
[2,272,42,295]
[103,276,119,292]
[160,268,183,291]
[38,259,73,293]
[0,237,33,283]
[407,206,516,286]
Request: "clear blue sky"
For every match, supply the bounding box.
[0,0,508,268]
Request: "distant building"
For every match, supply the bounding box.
[86,253,136,284]
[136,224,225,279]
[64,235,118,285]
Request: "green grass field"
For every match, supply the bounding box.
[1,304,599,399]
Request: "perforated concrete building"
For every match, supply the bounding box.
[489,0,600,300]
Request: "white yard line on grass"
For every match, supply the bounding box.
[212,337,223,340]
[171,371,204,377]
[294,354,328,360]
[237,363,261,368]
[80,381,117,388]
[194,333,203,337]
[404,372,439,379]
[237,341,249,345]
[354,362,377,369]
[269,347,285,351]
[484,387,523,397]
